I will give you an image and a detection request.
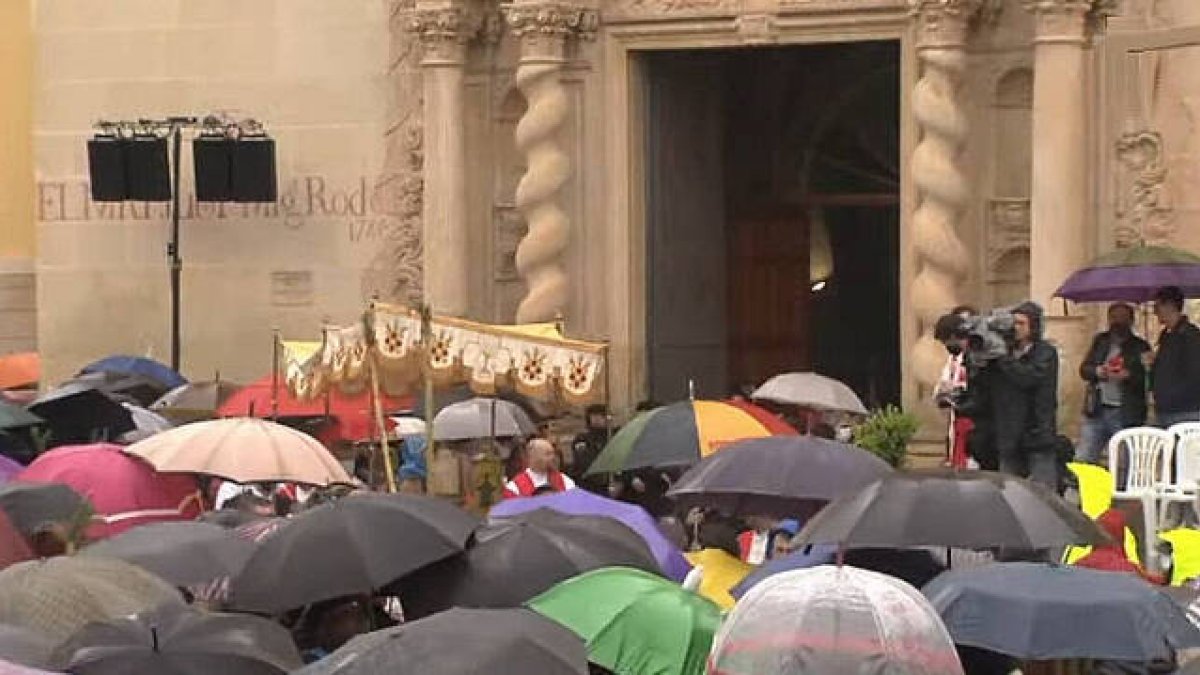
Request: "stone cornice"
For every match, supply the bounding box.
[908,0,983,48]
[406,7,484,62]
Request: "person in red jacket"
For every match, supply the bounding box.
[1076,508,1165,585]
[503,438,576,499]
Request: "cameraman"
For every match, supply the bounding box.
[991,301,1059,489]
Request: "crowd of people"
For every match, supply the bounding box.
[932,285,1200,493]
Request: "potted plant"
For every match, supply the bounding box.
[852,405,919,468]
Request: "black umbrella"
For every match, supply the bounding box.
[80,521,254,587]
[793,470,1108,551]
[64,371,170,409]
[27,383,134,444]
[227,492,478,613]
[52,603,302,675]
[923,562,1200,662]
[0,482,91,536]
[293,608,587,675]
[0,623,54,669]
[398,508,661,618]
[666,436,893,518]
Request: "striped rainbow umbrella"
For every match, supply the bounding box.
[585,400,795,475]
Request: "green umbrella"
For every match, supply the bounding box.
[528,567,721,675]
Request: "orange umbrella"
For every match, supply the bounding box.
[0,353,38,390]
[124,417,353,487]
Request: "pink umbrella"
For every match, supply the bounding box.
[16,444,202,540]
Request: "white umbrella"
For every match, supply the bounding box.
[117,403,173,443]
[710,565,963,675]
[432,398,536,442]
[752,372,868,415]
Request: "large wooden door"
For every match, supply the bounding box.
[644,52,728,402]
[727,211,811,391]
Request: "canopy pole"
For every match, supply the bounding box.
[365,304,397,493]
[421,304,436,494]
[270,328,281,420]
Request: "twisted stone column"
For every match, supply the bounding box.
[908,0,980,396]
[503,4,596,323]
[408,5,480,317]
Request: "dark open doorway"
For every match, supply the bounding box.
[643,42,901,407]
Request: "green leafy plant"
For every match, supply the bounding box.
[852,405,919,468]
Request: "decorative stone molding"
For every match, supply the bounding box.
[606,0,737,18]
[1114,129,1175,246]
[1022,0,1116,42]
[908,0,980,396]
[502,2,594,322]
[407,6,484,62]
[986,198,1031,272]
[735,13,779,44]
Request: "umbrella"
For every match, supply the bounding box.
[0,625,53,670]
[683,548,752,611]
[667,436,892,519]
[0,556,184,646]
[293,608,588,675]
[227,492,477,613]
[0,353,38,390]
[124,417,352,487]
[751,372,868,415]
[217,375,412,442]
[80,521,254,587]
[586,400,790,475]
[0,482,90,537]
[0,511,32,570]
[80,355,186,390]
[399,508,661,618]
[150,380,242,423]
[923,562,1200,661]
[528,567,722,675]
[488,488,692,582]
[0,658,56,674]
[792,470,1108,551]
[117,403,172,444]
[432,397,536,442]
[0,404,40,433]
[710,565,964,675]
[27,383,134,445]
[16,443,202,540]
[0,455,26,484]
[63,371,173,409]
[52,603,302,675]
[733,547,946,599]
[1055,244,1200,303]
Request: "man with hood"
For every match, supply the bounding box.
[991,301,1059,489]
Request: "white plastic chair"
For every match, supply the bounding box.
[1108,426,1175,571]
[1160,422,1200,526]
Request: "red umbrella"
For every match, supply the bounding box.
[724,398,799,436]
[16,444,202,540]
[217,376,413,442]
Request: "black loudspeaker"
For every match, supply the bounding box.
[125,135,171,201]
[231,136,277,203]
[86,137,128,202]
[193,135,234,202]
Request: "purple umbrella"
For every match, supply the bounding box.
[1055,245,1200,303]
[489,489,691,582]
[0,455,23,485]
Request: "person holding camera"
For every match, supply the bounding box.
[991,301,1059,489]
[1077,302,1151,465]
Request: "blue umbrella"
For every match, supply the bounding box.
[80,356,186,390]
[923,562,1200,661]
[732,546,945,599]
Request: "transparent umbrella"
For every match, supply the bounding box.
[709,565,963,675]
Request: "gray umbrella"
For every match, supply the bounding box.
[0,482,91,536]
[0,624,54,669]
[432,397,536,442]
[80,521,253,587]
[923,562,1200,661]
[52,603,302,675]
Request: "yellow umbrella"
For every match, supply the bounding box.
[685,548,752,611]
[125,417,352,487]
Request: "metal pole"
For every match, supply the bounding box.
[168,123,183,372]
[270,328,280,420]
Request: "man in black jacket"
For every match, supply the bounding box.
[1146,286,1200,426]
[1077,302,1151,464]
[992,301,1059,489]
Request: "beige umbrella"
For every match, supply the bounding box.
[124,417,352,486]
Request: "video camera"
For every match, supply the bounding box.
[937,308,1017,368]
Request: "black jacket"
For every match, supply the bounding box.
[991,340,1059,454]
[1151,318,1200,414]
[1079,330,1151,426]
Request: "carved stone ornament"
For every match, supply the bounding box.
[1114,130,1175,246]
[908,0,984,48]
[606,0,738,17]
[1021,0,1116,39]
[407,7,484,60]
[986,198,1031,271]
[504,3,599,42]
